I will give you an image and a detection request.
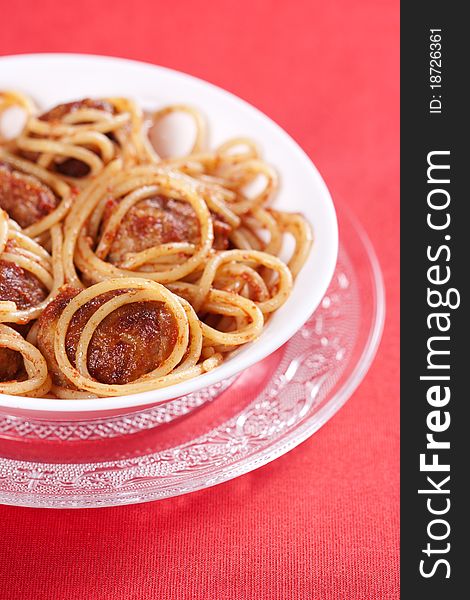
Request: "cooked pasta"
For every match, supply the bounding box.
[0,91,313,398]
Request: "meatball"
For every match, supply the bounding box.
[0,347,23,383]
[0,258,47,381]
[212,218,231,250]
[36,286,178,388]
[103,195,230,265]
[39,98,115,123]
[0,161,59,228]
[56,158,92,178]
[104,196,199,264]
[39,98,116,178]
[0,258,48,310]
[0,254,47,381]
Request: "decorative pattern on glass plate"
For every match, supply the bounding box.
[0,208,385,507]
[0,378,237,441]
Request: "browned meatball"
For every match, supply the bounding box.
[36,286,178,388]
[0,347,23,382]
[0,161,59,228]
[39,98,115,122]
[35,286,78,389]
[0,258,48,310]
[0,258,47,381]
[39,98,116,178]
[104,196,199,264]
[103,195,230,265]
[212,218,231,250]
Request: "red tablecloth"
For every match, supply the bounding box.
[0,1,399,598]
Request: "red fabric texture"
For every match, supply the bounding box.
[0,1,399,598]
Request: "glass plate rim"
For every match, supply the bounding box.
[0,206,385,508]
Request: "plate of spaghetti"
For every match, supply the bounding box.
[0,54,338,413]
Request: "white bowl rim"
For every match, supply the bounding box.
[0,53,338,412]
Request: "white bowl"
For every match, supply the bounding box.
[0,53,338,416]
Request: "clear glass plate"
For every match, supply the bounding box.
[0,205,384,508]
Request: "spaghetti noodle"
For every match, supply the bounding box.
[0,92,313,398]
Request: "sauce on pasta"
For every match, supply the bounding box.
[0,91,313,398]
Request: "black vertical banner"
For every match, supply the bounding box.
[401,3,467,598]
